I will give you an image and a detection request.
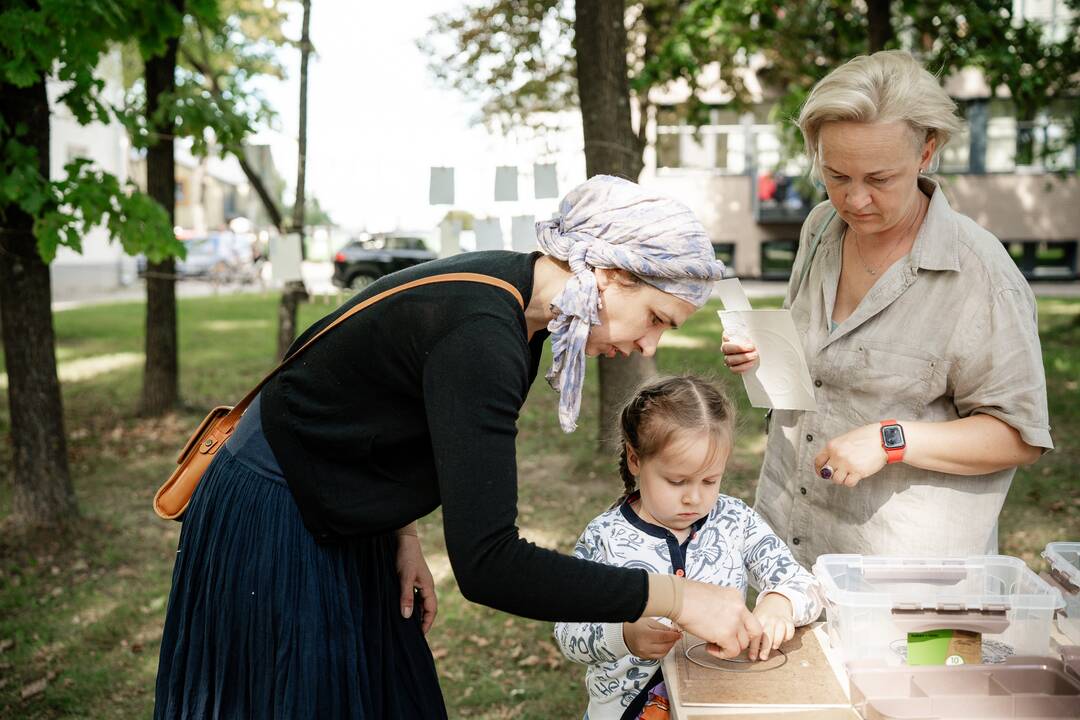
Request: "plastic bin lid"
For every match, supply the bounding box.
[1043,542,1080,590]
[812,554,1066,611]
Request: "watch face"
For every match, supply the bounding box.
[882,424,905,449]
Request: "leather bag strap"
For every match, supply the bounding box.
[221,272,525,425]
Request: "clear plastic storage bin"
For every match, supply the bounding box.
[813,555,1065,665]
[1042,542,1080,645]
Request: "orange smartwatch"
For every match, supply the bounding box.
[880,420,906,464]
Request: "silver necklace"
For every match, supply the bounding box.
[851,194,928,275]
[852,229,905,275]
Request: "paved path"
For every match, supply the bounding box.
[51,263,1080,312]
[52,262,341,312]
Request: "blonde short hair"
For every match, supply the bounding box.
[798,50,964,179]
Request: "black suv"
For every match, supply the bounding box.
[332,234,438,291]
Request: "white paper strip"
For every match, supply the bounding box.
[715,278,753,311]
[429,167,454,205]
[270,233,303,282]
[495,166,518,201]
[533,163,559,199]
[439,219,462,258]
[718,309,817,412]
[474,218,504,251]
[511,215,537,252]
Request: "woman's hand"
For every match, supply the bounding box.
[721,333,759,374]
[677,580,762,660]
[395,533,438,634]
[623,617,683,660]
[814,423,887,488]
[749,593,795,661]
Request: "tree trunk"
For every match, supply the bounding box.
[278,0,312,360]
[867,0,893,53]
[276,280,309,359]
[0,77,78,526]
[573,0,655,450]
[139,6,182,416]
[573,0,645,182]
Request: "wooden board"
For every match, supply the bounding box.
[674,626,849,708]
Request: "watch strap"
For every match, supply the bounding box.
[880,419,905,464]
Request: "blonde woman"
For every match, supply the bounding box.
[723,50,1052,565]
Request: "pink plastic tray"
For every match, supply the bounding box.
[847,656,1080,719]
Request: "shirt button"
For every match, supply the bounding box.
[675,569,685,577]
[800,487,807,495]
[814,379,822,388]
[792,537,801,545]
[806,434,814,442]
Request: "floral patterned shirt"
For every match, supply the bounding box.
[553,493,822,720]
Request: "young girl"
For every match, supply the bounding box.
[554,376,822,720]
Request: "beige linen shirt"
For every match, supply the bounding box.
[754,177,1053,568]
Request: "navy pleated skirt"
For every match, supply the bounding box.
[154,396,447,719]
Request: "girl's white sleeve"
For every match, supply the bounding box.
[553,522,633,665]
[739,501,824,626]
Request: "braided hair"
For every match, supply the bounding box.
[614,375,735,507]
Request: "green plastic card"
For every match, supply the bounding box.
[907,629,981,665]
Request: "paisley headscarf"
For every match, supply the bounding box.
[535,175,727,432]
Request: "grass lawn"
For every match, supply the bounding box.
[1,290,1077,718]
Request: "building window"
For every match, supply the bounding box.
[983,98,1077,173]
[65,145,90,164]
[715,132,729,170]
[657,130,681,168]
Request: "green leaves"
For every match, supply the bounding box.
[113,1,283,162]
[0,0,136,122]
[418,0,576,135]
[1,120,178,264]
[1,0,288,267]
[32,158,179,264]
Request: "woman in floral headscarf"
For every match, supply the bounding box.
[155,175,754,720]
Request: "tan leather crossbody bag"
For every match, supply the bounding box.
[153,272,525,520]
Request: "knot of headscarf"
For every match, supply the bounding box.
[534,175,727,432]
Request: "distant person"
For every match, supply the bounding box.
[154,175,760,719]
[757,170,777,202]
[774,172,791,204]
[722,50,1051,567]
[554,376,822,720]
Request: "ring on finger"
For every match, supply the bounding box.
[819,464,834,480]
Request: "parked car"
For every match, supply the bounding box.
[332,234,438,291]
[137,232,261,284]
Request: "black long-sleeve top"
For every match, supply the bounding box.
[260,250,649,623]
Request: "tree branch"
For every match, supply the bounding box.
[179,42,287,233]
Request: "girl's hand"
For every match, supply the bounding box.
[623,617,683,660]
[814,423,887,488]
[721,333,759,374]
[749,593,795,661]
[395,533,438,634]
[678,580,762,660]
